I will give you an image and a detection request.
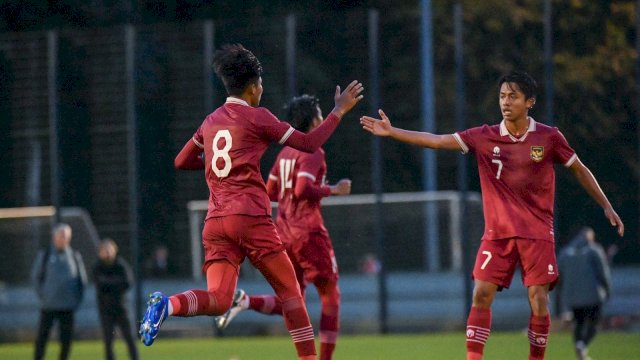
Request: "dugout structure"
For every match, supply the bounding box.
[187,190,484,280]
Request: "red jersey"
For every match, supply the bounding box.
[453,117,577,242]
[192,98,298,219]
[268,147,332,236]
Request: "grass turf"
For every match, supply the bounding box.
[1,331,638,359]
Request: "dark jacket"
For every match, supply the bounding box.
[93,256,133,310]
[31,246,87,311]
[558,236,611,309]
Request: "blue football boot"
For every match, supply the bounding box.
[139,291,168,346]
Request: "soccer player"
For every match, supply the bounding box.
[215,95,351,360]
[360,71,624,360]
[138,44,363,360]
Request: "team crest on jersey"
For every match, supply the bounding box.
[530,146,544,162]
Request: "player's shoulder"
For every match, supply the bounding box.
[531,119,558,134]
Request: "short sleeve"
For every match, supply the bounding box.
[453,126,483,154]
[254,108,295,144]
[552,129,577,167]
[297,151,324,182]
[192,124,204,149]
[268,157,280,182]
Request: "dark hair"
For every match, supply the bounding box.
[498,71,537,100]
[212,44,263,96]
[284,94,320,132]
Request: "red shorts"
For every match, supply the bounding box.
[280,227,339,288]
[201,215,285,272]
[472,238,558,290]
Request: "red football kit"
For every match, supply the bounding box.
[170,97,346,358]
[267,146,338,286]
[453,117,577,288]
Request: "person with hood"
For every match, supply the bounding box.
[31,223,88,360]
[558,227,611,360]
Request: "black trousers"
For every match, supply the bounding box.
[99,307,139,360]
[573,304,602,347]
[34,310,74,360]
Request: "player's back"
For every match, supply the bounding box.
[196,99,293,219]
[271,146,328,234]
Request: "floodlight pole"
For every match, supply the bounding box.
[125,24,143,321]
[47,30,61,225]
[454,2,472,317]
[421,0,440,272]
[368,8,388,334]
[286,14,297,99]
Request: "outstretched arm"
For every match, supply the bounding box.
[175,140,205,170]
[285,81,364,153]
[569,158,624,236]
[360,109,462,151]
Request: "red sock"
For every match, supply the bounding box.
[282,296,316,358]
[317,280,340,360]
[466,307,491,359]
[169,290,220,317]
[319,304,339,360]
[528,314,550,360]
[249,295,283,315]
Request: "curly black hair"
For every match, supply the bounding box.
[284,95,321,132]
[212,44,263,96]
[498,71,537,100]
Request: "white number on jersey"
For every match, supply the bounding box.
[279,158,296,196]
[212,130,232,177]
[491,159,503,180]
[480,250,492,270]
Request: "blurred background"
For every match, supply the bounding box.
[0,0,638,343]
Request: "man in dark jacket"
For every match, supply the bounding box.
[558,227,611,360]
[31,223,88,360]
[93,238,138,360]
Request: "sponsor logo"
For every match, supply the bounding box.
[548,264,555,275]
[536,337,547,345]
[493,146,501,156]
[530,146,544,162]
[466,329,475,338]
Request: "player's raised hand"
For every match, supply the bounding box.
[604,207,625,237]
[360,109,393,137]
[332,80,364,117]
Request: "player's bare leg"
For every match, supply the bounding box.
[527,284,551,360]
[254,251,316,360]
[466,280,498,360]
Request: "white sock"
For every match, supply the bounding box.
[168,300,174,316]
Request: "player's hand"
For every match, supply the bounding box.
[330,179,352,196]
[604,207,624,237]
[360,109,393,137]
[332,80,364,117]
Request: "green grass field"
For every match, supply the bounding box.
[1,331,638,359]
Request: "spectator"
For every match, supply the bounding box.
[31,223,87,360]
[558,227,612,360]
[144,245,171,278]
[93,238,138,360]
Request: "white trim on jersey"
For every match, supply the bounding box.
[192,137,204,148]
[452,133,469,154]
[268,174,278,181]
[225,97,250,106]
[278,126,295,144]
[564,153,578,167]
[297,171,316,181]
[499,116,536,143]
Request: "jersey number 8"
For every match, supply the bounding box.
[212,130,232,177]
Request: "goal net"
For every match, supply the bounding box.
[0,206,101,285]
[186,191,484,279]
